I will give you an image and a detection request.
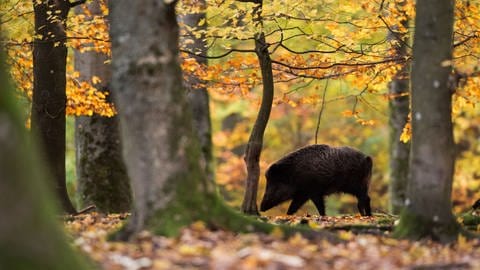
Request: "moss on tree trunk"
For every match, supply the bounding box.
[74,1,132,212]
[393,0,461,243]
[393,211,461,243]
[179,0,214,182]
[75,115,132,212]
[0,51,90,270]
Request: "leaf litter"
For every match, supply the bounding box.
[65,212,480,270]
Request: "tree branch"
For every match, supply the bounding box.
[68,0,86,8]
[315,79,329,144]
[180,48,255,59]
[271,57,407,70]
[236,0,261,3]
[378,15,412,49]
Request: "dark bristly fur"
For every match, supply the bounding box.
[260,144,373,216]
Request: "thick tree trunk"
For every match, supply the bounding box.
[179,0,213,181]
[109,0,216,238]
[0,52,89,270]
[74,1,132,213]
[241,3,274,215]
[31,0,76,214]
[108,0,336,241]
[388,3,410,214]
[393,0,461,243]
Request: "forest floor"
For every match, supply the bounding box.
[65,212,480,270]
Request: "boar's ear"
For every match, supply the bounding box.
[265,163,290,183]
[365,156,373,170]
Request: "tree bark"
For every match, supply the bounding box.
[0,51,89,270]
[109,0,218,238]
[388,1,410,215]
[393,0,461,243]
[31,0,76,214]
[179,0,213,182]
[74,0,132,213]
[241,2,274,215]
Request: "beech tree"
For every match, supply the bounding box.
[387,0,411,214]
[240,0,275,215]
[0,50,89,270]
[179,0,213,181]
[74,0,131,213]
[31,0,85,214]
[393,0,461,242]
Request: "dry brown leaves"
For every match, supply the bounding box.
[65,213,480,270]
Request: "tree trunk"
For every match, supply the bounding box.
[74,1,132,213]
[388,2,410,215]
[388,68,410,214]
[393,0,461,243]
[179,0,213,181]
[108,0,336,241]
[109,0,220,238]
[0,51,89,270]
[241,2,274,215]
[31,0,76,214]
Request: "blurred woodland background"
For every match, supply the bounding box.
[2,0,479,216]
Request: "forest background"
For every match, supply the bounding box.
[1,0,480,216]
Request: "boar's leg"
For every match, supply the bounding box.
[311,196,326,216]
[286,194,309,215]
[357,195,371,216]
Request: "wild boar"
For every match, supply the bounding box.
[260,144,372,216]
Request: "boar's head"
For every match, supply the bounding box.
[260,163,295,212]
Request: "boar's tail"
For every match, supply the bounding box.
[364,156,373,186]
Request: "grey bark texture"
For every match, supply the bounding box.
[241,2,274,215]
[388,1,410,214]
[179,0,213,182]
[109,0,211,238]
[0,51,89,270]
[31,0,76,214]
[394,0,460,243]
[74,1,132,213]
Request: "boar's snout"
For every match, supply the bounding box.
[260,197,273,212]
[260,181,294,212]
[260,185,276,211]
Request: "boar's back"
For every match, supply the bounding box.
[266,144,371,191]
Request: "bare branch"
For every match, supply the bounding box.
[315,79,329,144]
[271,57,407,70]
[378,15,412,49]
[180,48,255,59]
[236,0,261,3]
[68,0,87,8]
[454,34,478,47]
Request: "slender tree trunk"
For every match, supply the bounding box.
[389,67,410,214]
[393,0,461,243]
[31,0,76,214]
[179,0,213,181]
[388,2,410,214]
[108,0,336,242]
[0,51,89,270]
[74,1,132,213]
[241,2,274,215]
